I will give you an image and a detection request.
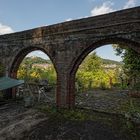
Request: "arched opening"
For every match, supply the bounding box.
[69,38,140,112]
[9,47,57,104]
[17,51,56,86]
[76,45,122,92]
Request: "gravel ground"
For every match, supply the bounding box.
[76,89,137,113]
[21,120,127,140]
[0,89,139,140]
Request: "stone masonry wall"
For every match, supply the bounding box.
[0,7,140,107]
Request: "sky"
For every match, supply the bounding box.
[0,0,140,61]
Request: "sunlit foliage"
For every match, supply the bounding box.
[76,52,121,92]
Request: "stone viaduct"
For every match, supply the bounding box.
[0,7,140,108]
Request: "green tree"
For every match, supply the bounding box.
[113,44,140,88]
[76,52,120,91]
[17,56,57,86]
[81,52,103,72]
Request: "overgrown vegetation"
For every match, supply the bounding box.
[113,45,140,91]
[17,56,56,86]
[17,53,123,91]
[17,45,140,94]
[76,52,122,92]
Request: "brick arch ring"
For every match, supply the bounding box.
[9,46,58,103]
[9,46,57,78]
[66,37,140,108]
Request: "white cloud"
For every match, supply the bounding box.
[27,51,45,56]
[91,1,114,16]
[123,0,136,9]
[27,51,49,60]
[65,18,73,21]
[37,51,45,55]
[0,23,14,35]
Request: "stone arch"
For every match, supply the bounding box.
[67,37,140,107]
[9,46,57,79]
[8,45,58,101]
[0,61,5,76]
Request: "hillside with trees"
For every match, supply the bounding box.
[17,56,56,86]
[17,54,123,90]
[102,58,122,65]
[22,56,51,65]
[76,52,122,92]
